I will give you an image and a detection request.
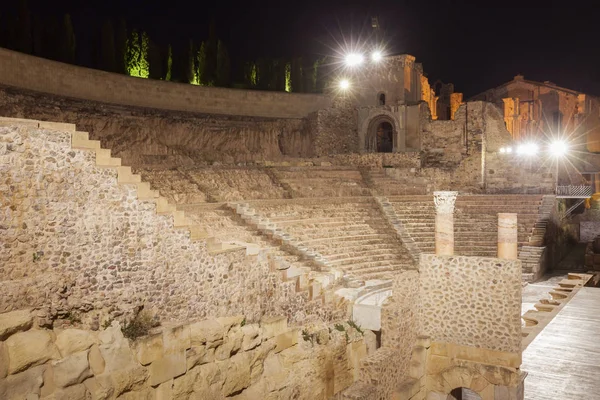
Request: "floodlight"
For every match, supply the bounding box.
[517,142,538,156]
[499,147,506,153]
[339,79,350,90]
[345,53,364,67]
[549,140,568,157]
[505,147,512,153]
[371,51,383,62]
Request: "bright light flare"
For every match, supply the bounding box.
[345,53,364,67]
[339,79,350,90]
[516,142,538,156]
[371,51,383,62]
[549,140,568,157]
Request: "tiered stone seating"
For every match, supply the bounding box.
[388,194,544,258]
[366,169,429,196]
[251,198,414,280]
[185,168,286,201]
[454,195,542,257]
[273,168,371,198]
[135,168,208,204]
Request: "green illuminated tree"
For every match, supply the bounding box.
[285,62,291,92]
[115,18,128,74]
[244,61,257,88]
[165,45,172,81]
[186,40,197,84]
[197,42,207,85]
[100,19,116,72]
[59,14,76,64]
[216,40,230,87]
[126,29,149,78]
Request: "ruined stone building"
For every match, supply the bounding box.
[0,47,597,400]
[471,74,600,151]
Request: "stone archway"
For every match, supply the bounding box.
[447,387,482,400]
[366,115,396,153]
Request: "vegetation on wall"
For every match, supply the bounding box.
[0,1,329,92]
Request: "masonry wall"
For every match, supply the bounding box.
[0,125,340,328]
[419,255,522,354]
[0,48,331,119]
[0,310,367,399]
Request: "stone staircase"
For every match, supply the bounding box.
[239,198,415,281]
[272,168,371,198]
[361,168,429,196]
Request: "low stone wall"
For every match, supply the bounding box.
[419,255,522,354]
[0,125,338,328]
[0,310,367,399]
[0,48,330,119]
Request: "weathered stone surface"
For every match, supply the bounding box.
[55,329,98,357]
[0,309,32,340]
[241,324,261,351]
[83,375,114,400]
[220,352,251,396]
[185,345,210,370]
[273,329,298,353]
[149,351,186,387]
[155,379,173,400]
[99,341,135,373]
[134,333,163,366]
[88,344,105,375]
[5,330,59,374]
[0,342,8,379]
[163,325,190,354]
[52,350,93,388]
[43,383,87,400]
[217,316,244,333]
[0,365,45,399]
[110,365,148,396]
[261,316,287,339]
[189,319,224,345]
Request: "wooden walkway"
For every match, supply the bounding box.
[522,287,600,399]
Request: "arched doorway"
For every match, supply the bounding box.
[447,388,482,400]
[366,116,396,153]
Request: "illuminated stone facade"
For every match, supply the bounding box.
[471,74,600,151]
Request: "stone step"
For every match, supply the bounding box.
[329,252,405,266]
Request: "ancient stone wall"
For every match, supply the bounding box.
[309,98,359,156]
[419,255,522,354]
[0,310,367,399]
[0,125,340,328]
[0,48,330,119]
[0,87,314,166]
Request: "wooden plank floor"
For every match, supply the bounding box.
[522,287,600,399]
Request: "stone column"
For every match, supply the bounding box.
[433,191,458,256]
[498,213,518,259]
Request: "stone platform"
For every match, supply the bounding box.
[522,287,600,399]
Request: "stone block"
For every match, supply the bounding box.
[83,375,115,400]
[0,342,8,379]
[189,319,224,345]
[261,316,287,339]
[99,341,135,373]
[347,341,367,380]
[217,316,244,333]
[163,324,191,354]
[111,365,148,396]
[0,365,45,399]
[0,309,32,340]
[441,366,473,392]
[149,351,187,387]
[55,329,98,357]
[185,345,210,370]
[88,344,105,375]
[241,324,262,351]
[134,333,164,365]
[426,354,451,375]
[156,379,173,400]
[221,352,251,396]
[6,330,60,374]
[43,383,87,400]
[273,329,298,353]
[52,350,93,388]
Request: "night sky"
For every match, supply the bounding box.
[19,0,600,97]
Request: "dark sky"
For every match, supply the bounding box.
[24,0,600,97]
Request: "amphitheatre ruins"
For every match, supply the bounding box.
[1,46,600,400]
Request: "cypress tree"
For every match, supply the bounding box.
[149,40,164,79]
[197,42,207,85]
[100,19,117,72]
[165,45,173,81]
[139,31,150,77]
[186,40,197,84]
[290,57,303,93]
[204,19,218,85]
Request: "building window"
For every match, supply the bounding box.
[378,93,386,106]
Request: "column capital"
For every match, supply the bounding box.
[433,191,458,214]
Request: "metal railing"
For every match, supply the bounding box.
[555,185,593,198]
